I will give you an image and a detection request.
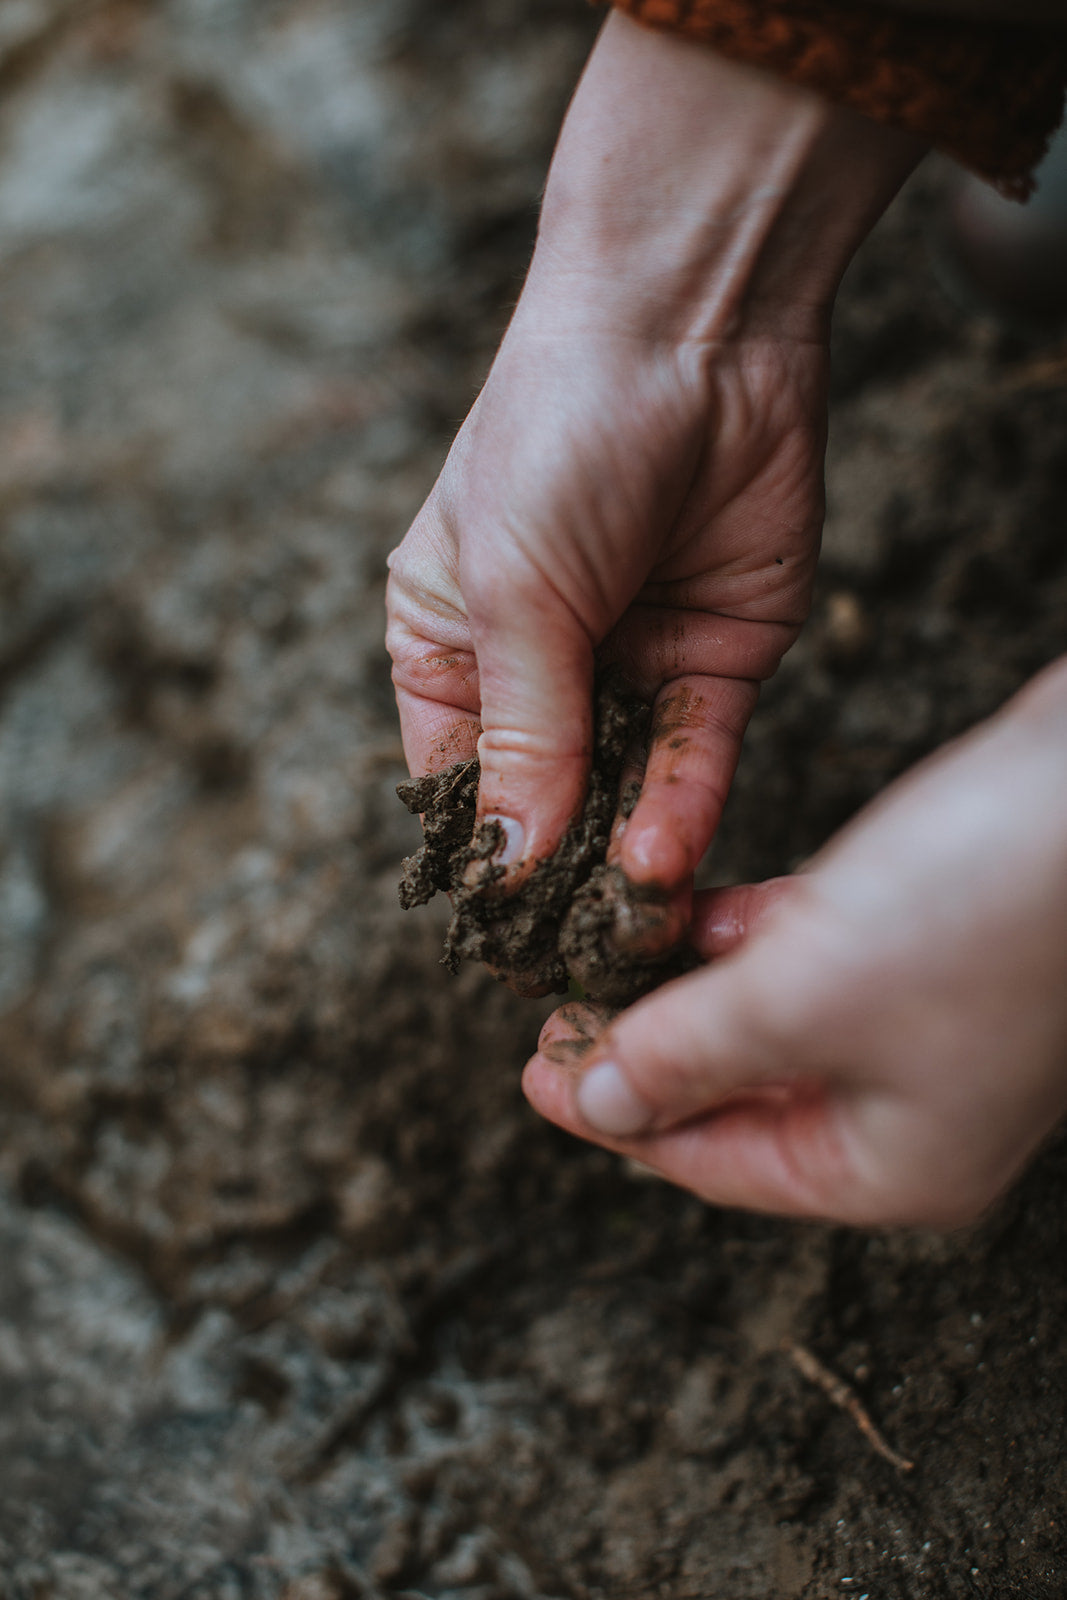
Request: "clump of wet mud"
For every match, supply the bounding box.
[560,861,699,1006]
[397,677,698,1002]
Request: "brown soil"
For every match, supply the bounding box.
[0,4,1065,1598]
[397,676,698,1003]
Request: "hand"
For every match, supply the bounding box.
[386,14,922,914]
[524,658,1067,1228]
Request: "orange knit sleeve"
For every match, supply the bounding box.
[599,0,1067,195]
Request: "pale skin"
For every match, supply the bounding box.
[528,658,1067,1228]
[386,12,1067,1227]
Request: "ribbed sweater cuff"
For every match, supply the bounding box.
[601,0,1067,195]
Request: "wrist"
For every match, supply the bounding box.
[529,12,925,344]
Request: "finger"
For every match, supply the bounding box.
[386,557,483,778]
[599,749,694,963]
[522,1051,862,1220]
[632,1100,864,1222]
[604,604,797,696]
[541,876,792,1051]
[617,674,759,886]
[393,685,482,777]
[536,1001,614,1069]
[564,871,693,982]
[544,936,810,1139]
[464,558,595,881]
[524,965,862,1220]
[690,876,794,959]
[601,604,797,888]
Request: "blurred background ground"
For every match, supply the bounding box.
[0,2,1066,1597]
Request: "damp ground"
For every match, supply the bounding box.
[1,4,1066,1597]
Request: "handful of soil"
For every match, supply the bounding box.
[397,677,699,1005]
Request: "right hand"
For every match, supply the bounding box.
[386,270,829,892]
[386,14,923,938]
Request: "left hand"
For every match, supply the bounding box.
[524,658,1067,1228]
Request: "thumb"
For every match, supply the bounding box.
[566,954,794,1139]
[465,557,597,877]
[521,885,884,1219]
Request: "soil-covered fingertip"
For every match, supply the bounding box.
[397,674,699,1001]
[560,863,699,1007]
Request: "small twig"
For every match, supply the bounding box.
[441,755,478,792]
[783,1339,914,1473]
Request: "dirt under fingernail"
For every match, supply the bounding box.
[540,1033,598,1067]
[538,1000,612,1069]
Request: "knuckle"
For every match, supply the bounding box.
[476,726,588,766]
[390,642,477,694]
[463,565,537,627]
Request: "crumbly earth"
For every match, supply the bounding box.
[397,677,698,1002]
[1,3,1067,1598]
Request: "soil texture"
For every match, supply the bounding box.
[0,3,1066,1598]
[398,677,697,1003]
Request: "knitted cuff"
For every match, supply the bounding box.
[601,0,1067,195]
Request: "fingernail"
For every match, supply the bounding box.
[483,815,525,866]
[576,1061,653,1138]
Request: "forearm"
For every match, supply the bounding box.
[602,0,1067,194]
[527,13,925,347]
